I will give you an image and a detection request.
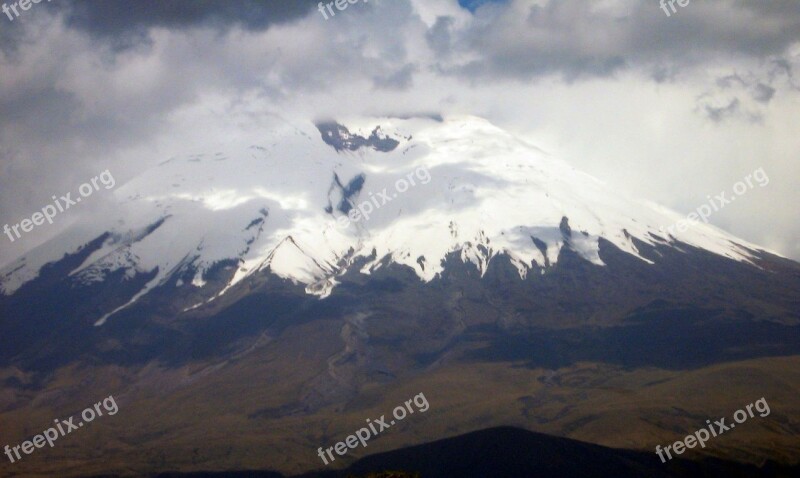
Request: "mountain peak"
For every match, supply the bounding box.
[0,116,771,325]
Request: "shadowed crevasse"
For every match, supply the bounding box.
[316,122,400,153]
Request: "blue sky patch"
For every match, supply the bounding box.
[458,0,507,13]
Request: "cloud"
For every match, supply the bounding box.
[704,98,741,123]
[458,0,509,13]
[373,63,419,90]
[429,0,800,81]
[0,0,798,267]
[752,83,777,103]
[62,0,320,36]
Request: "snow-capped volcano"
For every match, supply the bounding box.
[0,116,770,325]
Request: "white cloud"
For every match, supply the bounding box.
[0,0,798,265]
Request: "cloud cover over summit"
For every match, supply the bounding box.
[1,0,798,266]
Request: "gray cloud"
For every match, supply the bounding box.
[0,0,798,266]
[62,0,320,35]
[752,83,777,103]
[1,0,321,54]
[429,0,800,81]
[373,63,418,90]
[704,98,741,123]
[425,15,455,59]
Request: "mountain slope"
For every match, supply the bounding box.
[0,116,775,327]
[147,426,800,478]
[0,115,798,478]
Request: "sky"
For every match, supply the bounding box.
[0,0,798,266]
